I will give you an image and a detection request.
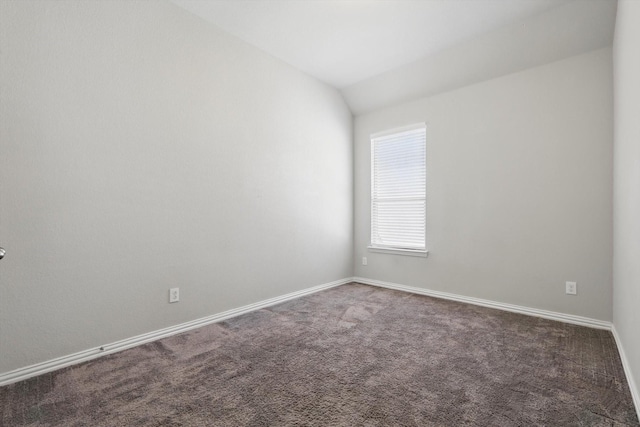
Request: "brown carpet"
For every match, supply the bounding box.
[1,283,638,426]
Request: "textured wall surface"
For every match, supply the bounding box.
[613,0,640,409]
[354,48,614,321]
[0,0,353,373]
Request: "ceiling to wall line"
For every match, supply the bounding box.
[169,0,617,114]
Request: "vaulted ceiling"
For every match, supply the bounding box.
[170,0,617,114]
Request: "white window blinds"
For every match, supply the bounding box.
[371,124,426,252]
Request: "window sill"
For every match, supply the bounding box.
[367,246,429,257]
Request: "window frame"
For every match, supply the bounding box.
[368,123,428,257]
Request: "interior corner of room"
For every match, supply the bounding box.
[0,0,638,422]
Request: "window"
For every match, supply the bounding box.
[370,123,427,256]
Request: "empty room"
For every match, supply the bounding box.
[1,0,639,425]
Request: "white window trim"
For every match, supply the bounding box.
[370,122,428,257]
[370,123,426,139]
[367,246,429,257]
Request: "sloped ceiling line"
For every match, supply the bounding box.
[169,0,616,115]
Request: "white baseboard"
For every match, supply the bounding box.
[353,276,612,330]
[611,326,640,421]
[0,277,352,387]
[3,274,633,420]
[355,277,639,419]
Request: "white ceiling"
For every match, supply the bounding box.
[169,0,617,113]
[343,0,617,114]
[170,0,576,88]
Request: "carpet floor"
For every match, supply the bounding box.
[1,283,638,426]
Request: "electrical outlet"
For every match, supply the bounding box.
[169,287,180,303]
[362,257,368,266]
[565,281,577,295]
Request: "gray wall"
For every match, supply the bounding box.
[613,0,640,403]
[0,0,353,373]
[342,0,616,115]
[354,48,614,321]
